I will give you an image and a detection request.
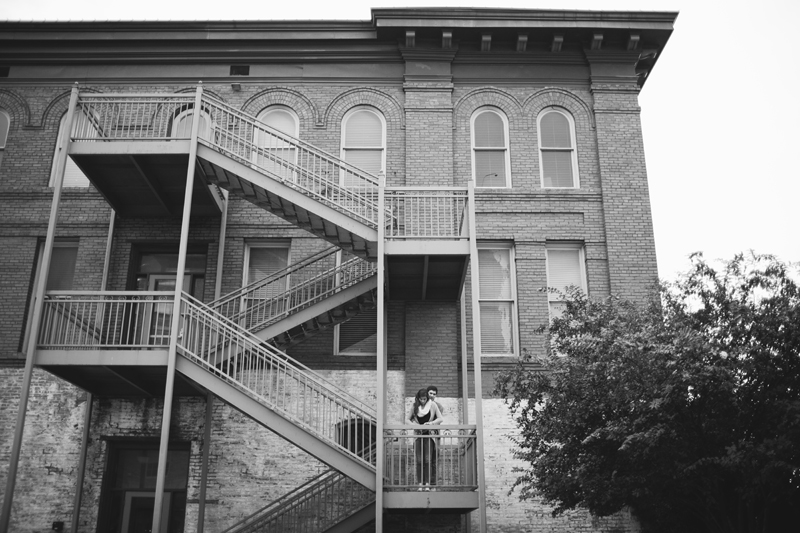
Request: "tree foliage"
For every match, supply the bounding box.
[495,253,800,533]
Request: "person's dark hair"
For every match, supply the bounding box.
[410,388,429,422]
[426,385,438,394]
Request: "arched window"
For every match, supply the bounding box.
[50,113,90,187]
[171,108,210,140]
[471,108,510,188]
[538,108,579,188]
[0,109,9,168]
[341,107,385,185]
[255,106,299,182]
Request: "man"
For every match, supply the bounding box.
[427,385,444,415]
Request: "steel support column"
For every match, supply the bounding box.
[70,393,93,533]
[197,394,213,533]
[152,82,203,533]
[0,83,80,532]
[466,178,487,532]
[375,174,386,532]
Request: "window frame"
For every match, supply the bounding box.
[545,242,587,318]
[242,240,292,327]
[476,241,519,356]
[0,109,9,168]
[334,251,377,356]
[471,107,512,188]
[22,239,79,352]
[255,105,300,181]
[243,240,292,291]
[340,106,386,182]
[537,107,580,189]
[170,107,211,140]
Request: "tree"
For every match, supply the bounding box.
[495,253,800,533]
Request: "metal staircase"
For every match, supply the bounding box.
[209,247,377,349]
[73,92,383,258]
[177,292,377,488]
[219,469,375,533]
[63,91,389,531]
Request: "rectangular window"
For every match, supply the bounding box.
[546,244,587,318]
[243,242,290,329]
[336,308,377,355]
[477,243,517,355]
[22,239,78,351]
[335,250,376,356]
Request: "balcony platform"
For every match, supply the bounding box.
[386,255,468,301]
[36,348,204,398]
[71,149,223,218]
[384,490,478,512]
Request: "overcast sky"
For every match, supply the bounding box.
[2,0,798,280]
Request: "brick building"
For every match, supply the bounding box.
[0,8,677,533]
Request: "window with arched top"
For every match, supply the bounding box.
[0,109,9,169]
[538,108,579,188]
[471,108,511,188]
[341,107,385,185]
[170,108,210,140]
[50,113,90,187]
[255,106,299,182]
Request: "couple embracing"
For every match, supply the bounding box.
[409,386,443,491]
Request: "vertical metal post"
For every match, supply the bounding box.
[460,293,469,425]
[197,394,213,533]
[0,83,80,532]
[466,178,487,533]
[213,190,229,300]
[152,82,203,533]
[70,393,93,533]
[100,209,116,292]
[375,175,386,533]
[69,207,113,531]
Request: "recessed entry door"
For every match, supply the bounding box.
[145,275,190,345]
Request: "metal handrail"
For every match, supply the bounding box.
[178,292,377,468]
[209,247,339,312]
[73,91,382,227]
[38,291,176,349]
[230,257,376,332]
[384,187,469,240]
[199,93,381,228]
[220,469,374,533]
[383,424,478,492]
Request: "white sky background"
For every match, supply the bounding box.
[1,0,798,281]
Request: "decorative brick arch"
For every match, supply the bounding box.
[452,87,523,128]
[0,89,31,127]
[323,88,404,129]
[523,88,595,130]
[41,87,102,129]
[175,85,226,102]
[242,88,319,126]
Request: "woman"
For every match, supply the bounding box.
[409,387,443,490]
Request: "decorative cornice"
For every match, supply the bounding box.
[372,8,679,29]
